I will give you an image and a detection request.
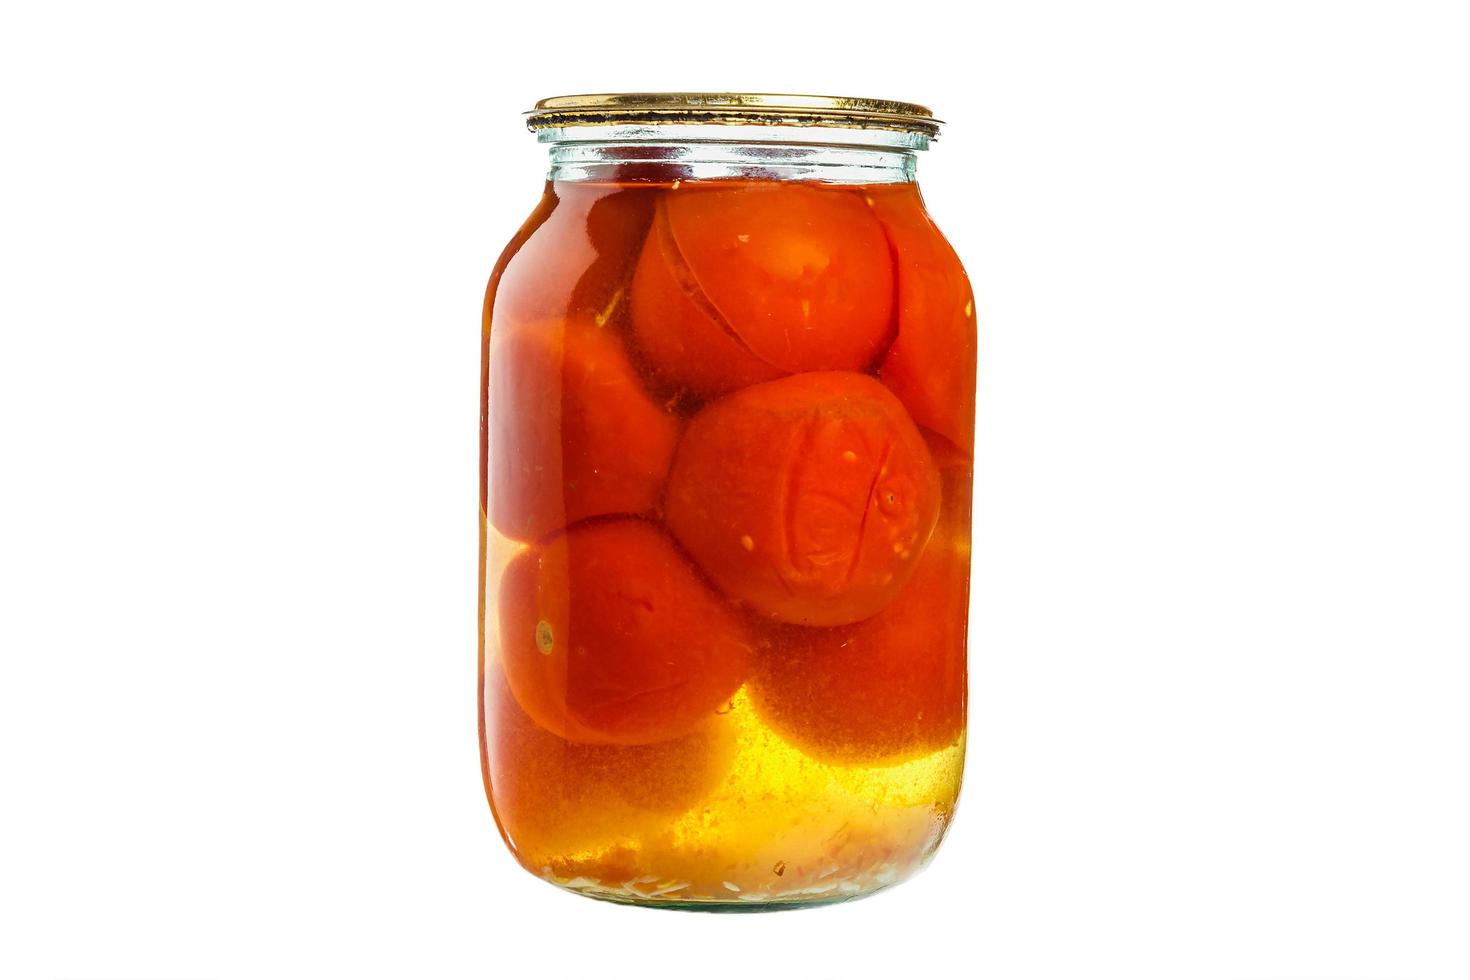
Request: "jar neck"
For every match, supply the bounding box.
[538,123,925,185]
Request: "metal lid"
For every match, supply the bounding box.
[525,93,941,138]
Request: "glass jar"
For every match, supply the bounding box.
[479,94,976,910]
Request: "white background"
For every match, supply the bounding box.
[2,1,1467,977]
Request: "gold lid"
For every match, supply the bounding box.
[526,93,940,138]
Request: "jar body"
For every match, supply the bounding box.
[480,149,976,908]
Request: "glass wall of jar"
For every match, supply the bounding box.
[480,94,977,910]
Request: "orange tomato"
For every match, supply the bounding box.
[497,519,752,745]
[487,317,679,542]
[664,372,942,626]
[748,453,971,764]
[630,183,896,398]
[867,185,977,453]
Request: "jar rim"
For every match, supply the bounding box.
[525,93,941,138]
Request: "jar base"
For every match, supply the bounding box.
[532,854,934,912]
[555,880,898,913]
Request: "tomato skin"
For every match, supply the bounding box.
[488,317,680,542]
[629,200,786,397]
[630,184,896,398]
[485,668,735,859]
[748,451,971,764]
[664,372,941,627]
[868,186,977,453]
[497,519,752,745]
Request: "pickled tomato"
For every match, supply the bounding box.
[485,670,735,857]
[748,445,971,763]
[498,519,751,744]
[488,317,679,542]
[630,183,895,398]
[867,185,977,452]
[664,372,941,626]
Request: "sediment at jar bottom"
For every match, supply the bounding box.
[664,371,942,627]
[498,518,752,745]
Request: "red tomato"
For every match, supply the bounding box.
[497,519,752,745]
[488,317,679,542]
[628,199,785,397]
[630,183,896,398]
[747,454,971,764]
[867,185,977,453]
[484,668,735,860]
[487,184,654,331]
[567,186,657,325]
[664,372,941,627]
